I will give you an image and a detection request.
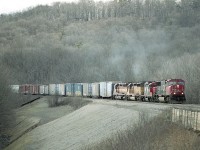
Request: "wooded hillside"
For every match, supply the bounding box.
[0,0,200,103]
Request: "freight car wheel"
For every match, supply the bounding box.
[124,95,128,101]
[166,97,170,103]
[152,95,157,102]
[181,100,186,104]
[155,96,159,103]
[139,96,142,101]
[142,97,145,102]
[164,97,167,103]
[139,96,141,101]
[151,97,154,102]
[126,96,129,101]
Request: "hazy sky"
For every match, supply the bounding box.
[0,0,111,14]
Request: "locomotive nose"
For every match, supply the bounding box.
[172,84,184,95]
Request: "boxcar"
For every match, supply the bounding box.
[39,85,45,95]
[19,84,31,94]
[82,83,89,97]
[100,81,120,98]
[83,83,92,97]
[74,83,83,97]
[29,85,33,95]
[10,85,19,93]
[49,84,56,95]
[65,83,74,96]
[33,85,40,95]
[100,82,107,98]
[44,85,49,95]
[92,82,100,98]
[88,83,92,97]
[56,84,65,96]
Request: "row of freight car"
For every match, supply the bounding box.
[11,79,186,103]
[11,82,113,98]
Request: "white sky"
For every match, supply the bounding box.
[0,0,111,15]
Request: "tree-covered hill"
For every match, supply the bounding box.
[0,0,200,102]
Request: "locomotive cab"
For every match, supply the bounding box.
[165,79,186,102]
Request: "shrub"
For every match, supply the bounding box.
[48,95,59,107]
[61,97,91,109]
[48,96,91,109]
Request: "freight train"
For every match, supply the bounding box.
[10,79,186,103]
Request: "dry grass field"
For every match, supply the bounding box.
[84,112,200,150]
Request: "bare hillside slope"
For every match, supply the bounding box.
[6,100,170,150]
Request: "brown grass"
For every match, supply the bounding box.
[48,96,91,109]
[84,111,200,150]
[48,95,60,107]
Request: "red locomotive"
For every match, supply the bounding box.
[143,79,186,103]
[156,79,186,103]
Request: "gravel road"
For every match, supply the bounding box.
[5,98,199,150]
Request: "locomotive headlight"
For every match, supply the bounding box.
[182,93,184,94]
[174,93,176,94]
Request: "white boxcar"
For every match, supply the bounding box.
[44,85,49,95]
[100,81,120,98]
[57,84,65,96]
[100,82,107,98]
[88,83,92,97]
[82,83,89,97]
[10,85,19,93]
[92,82,100,98]
[49,84,56,95]
[39,85,45,95]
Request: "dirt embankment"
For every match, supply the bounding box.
[3,96,90,148]
[6,99,170,150]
